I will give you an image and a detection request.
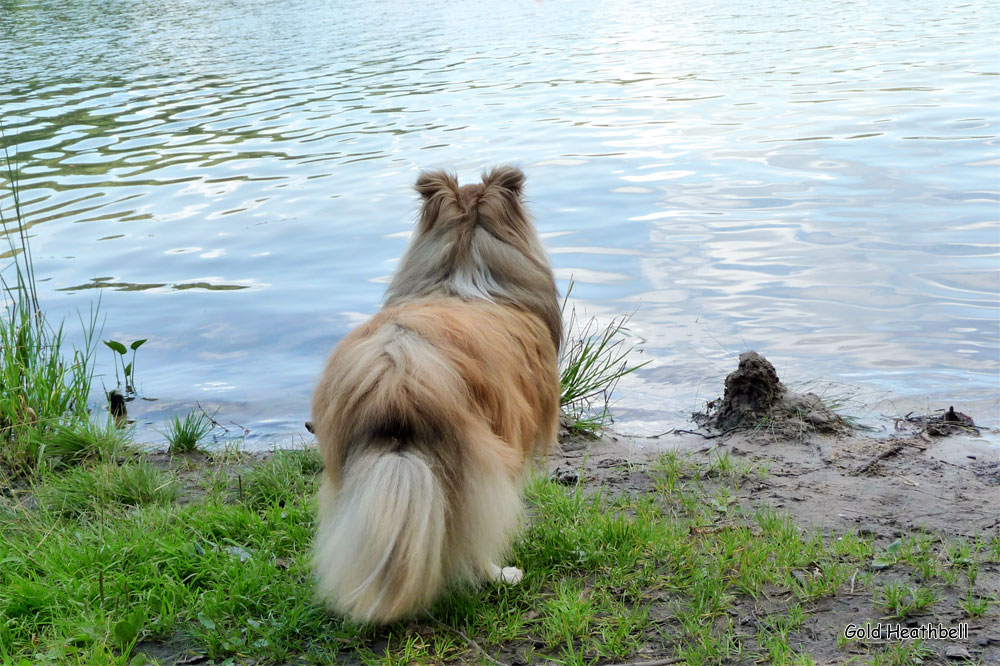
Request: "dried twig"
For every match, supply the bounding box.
[851,443,905,476]
[649,427,741,440]
[194,402,250,439]
[195,401,228,436]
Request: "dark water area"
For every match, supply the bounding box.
[2,0,997,446]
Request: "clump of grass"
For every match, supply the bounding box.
[959,588,992,618]
[786,379,878,431]
[162,410,213,453]
[867,640,934,666]
[1,129,101,476]
[205,438,249,465]
[757,604,810,665]
[241,448,323,509]
[875,582,937,619]
[559,281,649,435]
[29,416,131,470]
[33,461,178,518]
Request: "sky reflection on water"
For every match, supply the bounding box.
[1,0,997,444]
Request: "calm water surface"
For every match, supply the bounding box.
[2,0,998,445]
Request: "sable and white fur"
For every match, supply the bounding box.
[311,166,560,624]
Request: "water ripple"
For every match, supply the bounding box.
[2,0,997,442]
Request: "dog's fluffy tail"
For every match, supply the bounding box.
[311,311,540,623]
[313,450,447,624]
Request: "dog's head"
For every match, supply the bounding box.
[386,166,561,350]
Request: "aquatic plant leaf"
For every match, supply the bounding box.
[130,339,147,350]
[104,340,127,355]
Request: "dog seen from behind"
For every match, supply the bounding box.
[310,166,561,624]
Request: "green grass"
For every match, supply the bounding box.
[1,131,101,477]
[959,587,992,618]
[1,450,996,664]
[29,416,132,470]
[875,582,937,619]
[32,460,179,519]
[866,640,935,666]
[161,411,214,453]
[240,448,323,509]
[559,281,650,435]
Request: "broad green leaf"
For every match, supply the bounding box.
[104,340,127,355]
[113,611,141,646]
[130,339,148,350]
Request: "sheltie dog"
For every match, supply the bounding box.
[310,166,561,624]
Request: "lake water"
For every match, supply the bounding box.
[2,0,998,446]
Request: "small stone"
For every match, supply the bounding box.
[945,645,972,660]
[226,546,253,562]
[551,466,579,485]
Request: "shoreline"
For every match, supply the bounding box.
[121,389,1000,454]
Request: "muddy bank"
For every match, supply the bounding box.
[555,428,998,542]
[543,349,1000,663]
[547,423,999,664]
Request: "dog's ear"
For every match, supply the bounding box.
[482,166,525,198]
[414,170,458,200]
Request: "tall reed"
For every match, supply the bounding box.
[1,128,100,474]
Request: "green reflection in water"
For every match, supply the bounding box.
[56,277,250,292]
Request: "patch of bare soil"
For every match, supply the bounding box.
[550,422,999,665]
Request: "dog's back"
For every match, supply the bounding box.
[310,167,559,624]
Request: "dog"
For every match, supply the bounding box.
[310,166,561,624]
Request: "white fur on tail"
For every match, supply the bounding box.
[313,451,446,624]
[313,439,526,623]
